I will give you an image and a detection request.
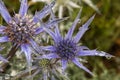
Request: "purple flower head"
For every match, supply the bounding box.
[0,0,62,68]
[42,9,114,75]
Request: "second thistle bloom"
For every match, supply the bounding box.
[41,9,114,75]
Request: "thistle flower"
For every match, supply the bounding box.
[31,0,100,18]
[13,58,69,80]
[32,58,69,80]
[31,0,80,18]
[41,9,114,75]
[0,0,63,68]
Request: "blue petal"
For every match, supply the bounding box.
[35,17,66,35]
[42,53,59,59]
[0,26,6,34]
[19,0,28,17]
[55,25,62,40]
[33,0,55,23]
[78,49,114,58]
[74,15,95,43]
[37,53,59,60]
[50,9,61,39]
[0,0,12,23]
[0,54,8,62]
[35,27,43,35]
[40,21,57,42]
[29,39,41,53]
[42,46,56,52]
[61,59,67,74]
[43,18,68,42]
[46,17,68,28]
[65,9,82,39]
[21,44,32,68]
[72,58,93,75]
[43,27,57,43]
[79,46,90,50]
[0,36,9,42]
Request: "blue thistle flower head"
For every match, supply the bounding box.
[0,0,62,68]
[42,9,114,75]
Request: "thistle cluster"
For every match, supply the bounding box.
[31,0,100,18]
[0,0,113,80]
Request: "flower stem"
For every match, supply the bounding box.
[0,44,19,73]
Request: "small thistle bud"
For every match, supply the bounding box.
[39,59,50,68]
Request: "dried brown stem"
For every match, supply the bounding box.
[0,44,19,73]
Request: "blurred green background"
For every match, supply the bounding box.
[0,0,120,80]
